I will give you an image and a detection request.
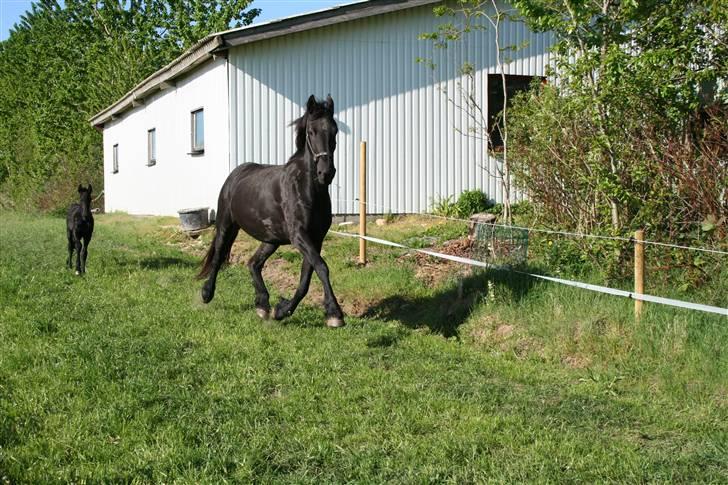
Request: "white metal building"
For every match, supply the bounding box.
[91,0,554,216]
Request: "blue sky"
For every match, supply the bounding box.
[0,0,346,41]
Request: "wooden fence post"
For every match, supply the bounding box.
[634,229,645,320]
[359,141,367,265]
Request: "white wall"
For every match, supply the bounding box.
[228,2,555,214]
[103,57,229,216]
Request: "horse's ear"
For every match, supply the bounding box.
[78,184,83,193]
[326,94,334,114]
[306,94,317,114]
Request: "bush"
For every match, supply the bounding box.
[430,195,458,217]
[508,85,726,275]
[455,190,493,218]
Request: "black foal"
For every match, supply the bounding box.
[66,184,94,275]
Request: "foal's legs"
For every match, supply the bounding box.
[74,237,83,275]
[67,230,74,269]
[292,233,344,327]
[81,235,91,273]
[247,242,279,319]
[201,221,239,303]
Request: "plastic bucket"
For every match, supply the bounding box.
[178,207,209,231]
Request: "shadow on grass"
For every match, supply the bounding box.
[138,256,198,270]
[363,267,539,338]
[109,255,198,272]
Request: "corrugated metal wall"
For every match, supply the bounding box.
[228,3,554,214]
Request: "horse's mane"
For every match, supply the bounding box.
[288,97,334,160]
[290,114,308,158]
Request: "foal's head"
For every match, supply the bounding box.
[78,184,92,217]
[296,94,338,185]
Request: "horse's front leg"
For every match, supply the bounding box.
[81,236,90,274]
[292,233,344,328]
[74,238,83,275]
[274,258,314,320]
[247,242,279,319]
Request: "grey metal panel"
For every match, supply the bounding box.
[228,2,553,214]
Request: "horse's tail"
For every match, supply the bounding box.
[196,236,217,280]
[197,216,237,281]
[197,170,238,280]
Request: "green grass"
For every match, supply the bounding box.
[1,212,726,482]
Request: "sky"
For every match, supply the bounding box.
[0,0,347,41]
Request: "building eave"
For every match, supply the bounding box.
[220,0,442,47]
[89,0,443,129]
[89,35,224,128]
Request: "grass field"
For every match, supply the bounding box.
[1,212,726,482]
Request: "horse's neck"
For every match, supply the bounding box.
[78,202,92,220]
[296,155,328,199]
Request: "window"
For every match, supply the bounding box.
[147,128,156,166]
[191,108,204,153]
[487,75,544,150]
[112,144,119,173]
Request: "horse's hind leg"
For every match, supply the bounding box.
[201,221,239,303]
[247,242,279,319]
[67,230,74,269]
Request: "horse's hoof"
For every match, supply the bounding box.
[256,308,270,320]
[273,299,291,320]
[326,317,345,328]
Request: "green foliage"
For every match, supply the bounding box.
[430,195,458,217]
[0,0,260,212]
[502,0,728,273]
[431,190,495,219]
[422,220,468,242]
[510,200,533,217]
[455,189,493,218]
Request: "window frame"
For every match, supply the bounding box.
[487,74,545,151]
[190,108,204,154]
[112,143,119,174]
[147,128,157,166]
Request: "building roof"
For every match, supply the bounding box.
[89,0,442,128]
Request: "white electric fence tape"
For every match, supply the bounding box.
[333,199,728,256]
[330,230,728,317]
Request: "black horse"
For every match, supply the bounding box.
[198,95,345,327]
[66,184,94,275]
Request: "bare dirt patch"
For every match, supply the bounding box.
[495,324,515,339]
[562,355,592,369]
[404,238,477,288]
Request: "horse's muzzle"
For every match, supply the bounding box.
[318,167,336,185]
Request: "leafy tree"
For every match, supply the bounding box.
[0,0,259,210]
[511,0,727,231]
[419,1,538,224]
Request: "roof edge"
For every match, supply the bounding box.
[89,0,444,128]
[221,0,442,47]
[89,35,224,127]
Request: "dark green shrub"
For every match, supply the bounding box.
[455,190,492,218]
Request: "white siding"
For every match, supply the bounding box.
[103,57,229,216]
[228,3,554,214]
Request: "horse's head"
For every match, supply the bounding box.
[78,184,92,217]
[303,94,338,185]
